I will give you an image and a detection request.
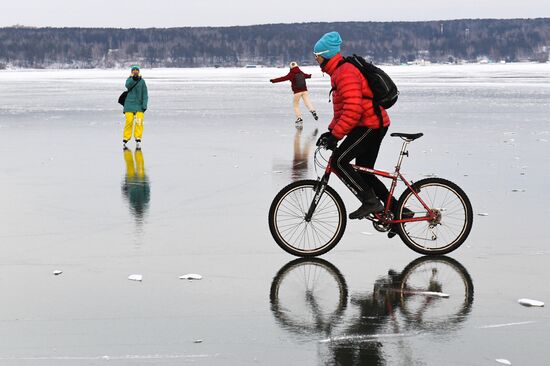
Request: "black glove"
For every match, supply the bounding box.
[316,131,338,150]
[316,131,332,146]
[325,134,338,150]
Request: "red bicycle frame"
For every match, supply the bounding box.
[321,138,436,225]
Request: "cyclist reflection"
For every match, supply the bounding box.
[270,256,474,365]
[121,147,150,224]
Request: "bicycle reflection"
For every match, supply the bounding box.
[270,256,474,365]
[121,147,150,225]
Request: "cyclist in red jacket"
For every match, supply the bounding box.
[314,31,396,220]
[271,62,319,128]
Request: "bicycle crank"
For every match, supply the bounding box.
[371,212,394,232]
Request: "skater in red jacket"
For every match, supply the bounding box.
[271,62,319,128]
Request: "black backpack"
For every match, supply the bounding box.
[344,54,399,110]
[293,72,306,89]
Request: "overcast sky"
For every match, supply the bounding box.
[2,0,550,28]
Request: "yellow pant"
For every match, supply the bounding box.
[123,112,144,141]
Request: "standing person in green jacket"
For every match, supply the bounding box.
[123,65,148,147]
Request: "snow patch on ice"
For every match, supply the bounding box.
[518,298,544,307]
[128,274,143,282]
[180,274,203,280]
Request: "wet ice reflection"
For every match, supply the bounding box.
[121,147,150,225]
[292,127,318,180]
[270,256,474,365]
[273,127,319,180]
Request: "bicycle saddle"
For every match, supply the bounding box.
[390,132,424,141]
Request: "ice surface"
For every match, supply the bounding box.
[1,63,550,365]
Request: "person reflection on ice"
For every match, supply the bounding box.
[121,147,150,224]
[292,127,318,180]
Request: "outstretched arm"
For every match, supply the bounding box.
[270,72,292,83]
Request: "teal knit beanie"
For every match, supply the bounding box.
[313,31,342,59]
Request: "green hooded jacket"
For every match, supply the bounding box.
[123,77,148,113]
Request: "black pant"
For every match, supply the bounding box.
[331,127,391,204]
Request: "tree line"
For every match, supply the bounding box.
[0,19,549,69]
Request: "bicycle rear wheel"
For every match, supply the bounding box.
[395,178,473,255]
[269,180,347,257]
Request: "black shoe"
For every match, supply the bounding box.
[349,201,384,220]
[123,139,128,145]
[311,111,319,121]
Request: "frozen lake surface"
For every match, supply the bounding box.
[0,63,549,365]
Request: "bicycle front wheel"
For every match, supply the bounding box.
[396,178,473,255]
[269,180,347,257]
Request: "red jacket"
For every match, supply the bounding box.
[271,66,312,94]
[323,53,390,140]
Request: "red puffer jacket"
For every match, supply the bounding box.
[271,66,312,94]
[323,53,390,140]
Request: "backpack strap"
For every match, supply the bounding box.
[127,78,141,93]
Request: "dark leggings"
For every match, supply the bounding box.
[331,127,392,204]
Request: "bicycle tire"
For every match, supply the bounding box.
[269,258,349,336]
[268,180,347,257]
[399,256,474,330]
[395,178,473,255]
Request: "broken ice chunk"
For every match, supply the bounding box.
[194,339,203,344]
[418,291,450,298]
[518,298,544,307]
[179,274,203,280]
[361,232,374,236]
[53,270,63,276]
[477,213,489,217]
[495,359,512,365]
[511,189,525,193]
[128,274,143,282]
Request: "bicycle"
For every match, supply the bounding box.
[268,132,473,257]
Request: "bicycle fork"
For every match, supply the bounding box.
[304,168,332,222]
